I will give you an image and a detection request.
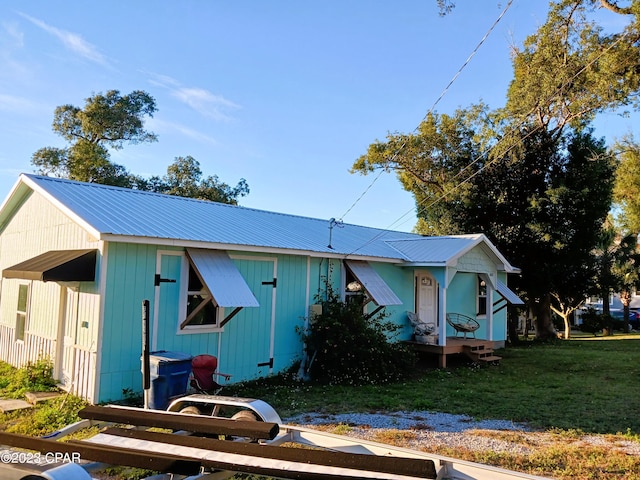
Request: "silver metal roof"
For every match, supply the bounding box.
[16,174,416,260]
[5,174,518,270]
[385,236,482,264]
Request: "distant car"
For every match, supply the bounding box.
[609,309,640,330]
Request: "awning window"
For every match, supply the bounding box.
[2,249,97,282]
[495,280,524,305]
[344,260,402,306]
[186,249,259,308]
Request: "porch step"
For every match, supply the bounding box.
[462,345,501,364]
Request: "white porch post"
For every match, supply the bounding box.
[487,284,494,341]
[439,285,447,346]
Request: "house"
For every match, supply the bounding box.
[0,174,523,403]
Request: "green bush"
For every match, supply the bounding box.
[6,395,88,436]
[579,308,602,335]
[300,290,416,385]
[3,357,58,398]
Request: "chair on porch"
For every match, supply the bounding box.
[407,311,435,336]
[446,313,480,339]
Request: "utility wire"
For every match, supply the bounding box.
[345,25,631,256]
[339,0,513,222]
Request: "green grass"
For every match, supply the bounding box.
[2,335,640,479]
[225,334,640,435]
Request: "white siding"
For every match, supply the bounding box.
[0,191,101,402]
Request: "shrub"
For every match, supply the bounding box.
[3,357,58,398]
[6,395,88,436]
[300,290,416,385]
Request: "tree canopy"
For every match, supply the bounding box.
[505,0,640,135]
[31,90,249,205]
[613,136,640,232]
[32,90,157,186]
[353,0,635,338]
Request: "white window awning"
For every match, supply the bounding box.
[344,260,402,306]
[186,249,259,308]
[496,279,524,305]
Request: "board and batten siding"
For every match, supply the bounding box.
[0,189,102,403]
[99,242,164,402]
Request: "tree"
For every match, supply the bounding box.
[352,104,495,236]
[593,219,640,332]
[141,156,249,205]
[353,110,614,339]
[506,0,640,136]
[32,91,250,205]
[31,90,158,186]
[613,136,640,233]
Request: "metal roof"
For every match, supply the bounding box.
[13,174,417,260]
[4,174,519,270]
[385,236,480,264]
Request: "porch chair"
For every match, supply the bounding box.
[407,311,435,336]
[446,313,480,339]
[190,354,232,395]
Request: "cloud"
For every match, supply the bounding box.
[18,12,109,66]
[2,21,24,47]
[0,93,35,112]
[147,117,218,145]
[147,72,240,121]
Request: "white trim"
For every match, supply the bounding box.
[93,241,108,404]
[99,234,405,264]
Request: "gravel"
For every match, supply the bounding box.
[286,410,530,433]
[285,410,640,457]
[285,410,535,455]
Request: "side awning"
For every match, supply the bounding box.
[344,260,402,306]
[186,249,259,308]
[2,249,97,282]
[496,280,524,305]
[492,279,524,314]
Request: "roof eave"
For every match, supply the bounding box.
[100,233,407,263]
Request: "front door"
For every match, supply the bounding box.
[416,272,437,326]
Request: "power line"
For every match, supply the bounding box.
[339,0,513,222]
[345,25,631,256]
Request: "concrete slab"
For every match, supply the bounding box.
[25,391,62,404]
[0,399,33,413]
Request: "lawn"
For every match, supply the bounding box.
[225,334,640,435]
[2,334,640,479]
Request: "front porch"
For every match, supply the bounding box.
[404,337,501,368]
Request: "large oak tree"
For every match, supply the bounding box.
[31,90,249,205]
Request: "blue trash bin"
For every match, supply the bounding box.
[145,351,192,410]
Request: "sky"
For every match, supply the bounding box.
[0,1,636,233]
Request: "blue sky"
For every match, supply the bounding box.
[0,1,635,232]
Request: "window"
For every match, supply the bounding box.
[181,263,222,330]
[344,267,366,305]
[477,276,487,317]
[15,284,29,341]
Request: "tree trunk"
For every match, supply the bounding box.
[621,290,631,333]
[533,294,557,340]
[507,308,520,345]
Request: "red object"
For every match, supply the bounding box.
[190,354,231,393]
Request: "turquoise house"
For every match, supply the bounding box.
[0,174,522,403]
